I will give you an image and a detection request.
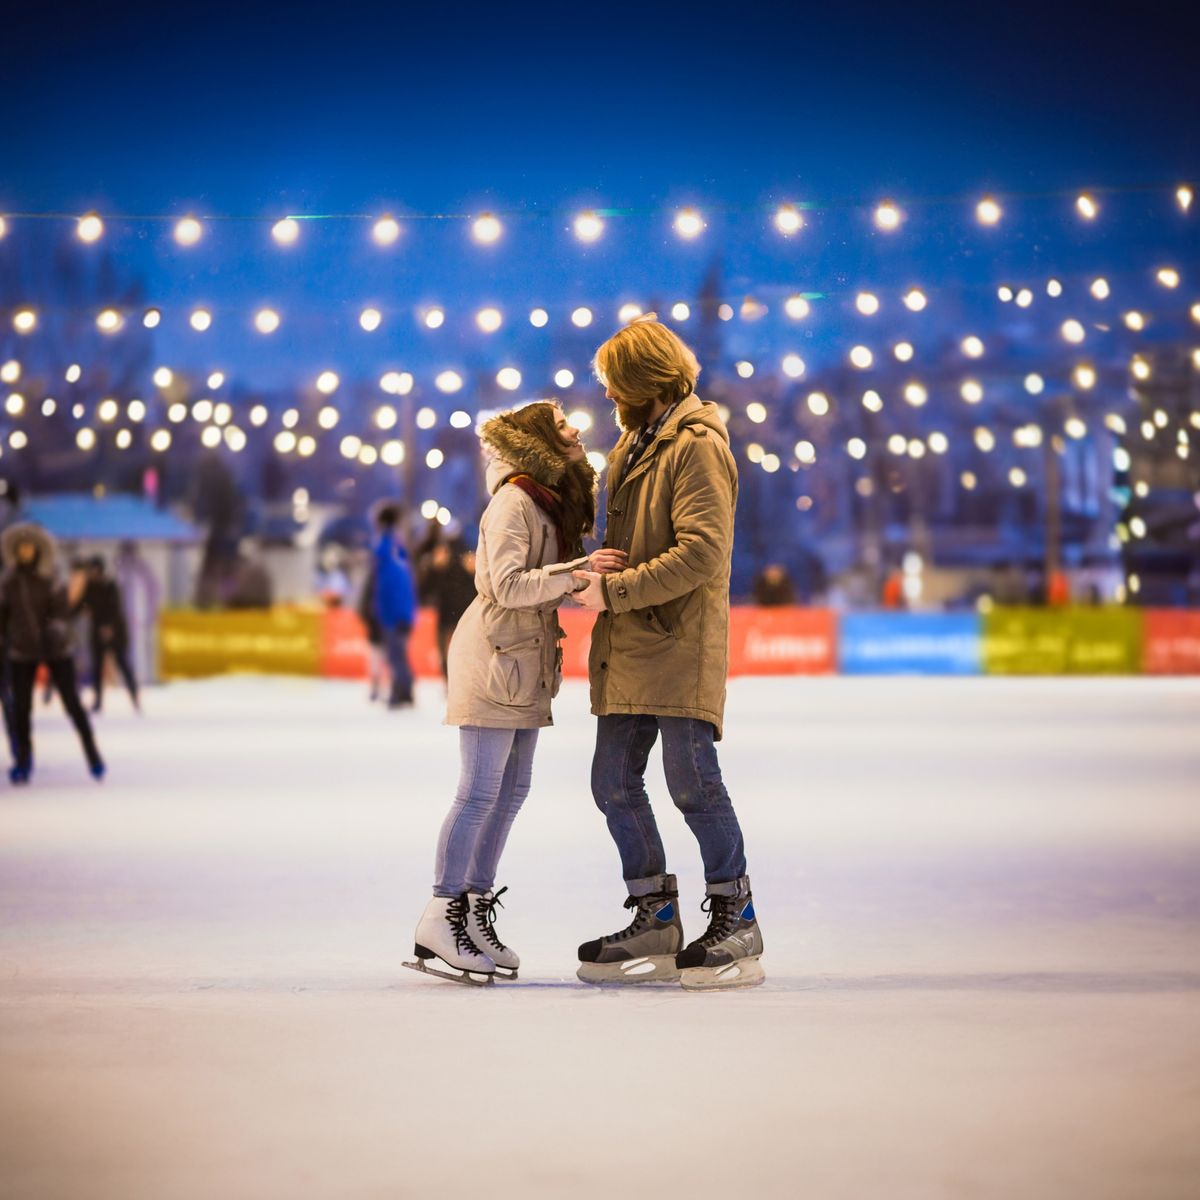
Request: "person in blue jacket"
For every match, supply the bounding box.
[373,503,417,709]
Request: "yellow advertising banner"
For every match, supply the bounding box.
[160,608,322,678]
[982,607,1142,675]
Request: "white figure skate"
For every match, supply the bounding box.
[404,894,496,987]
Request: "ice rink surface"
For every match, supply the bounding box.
[2,674,1199,1199]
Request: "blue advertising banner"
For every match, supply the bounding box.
[839,613,982,675]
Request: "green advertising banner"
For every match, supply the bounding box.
[982,607,1143,675]
[160,608,323,678]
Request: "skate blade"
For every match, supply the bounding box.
[577,956,680,986]
[493,967,519,981]
[402,959,495,987]
[679,957,765,992]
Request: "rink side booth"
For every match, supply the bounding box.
[157,606,1200,679]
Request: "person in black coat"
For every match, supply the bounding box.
[75,555,140,713]
[421,542,477,680]
[0,523,105,782]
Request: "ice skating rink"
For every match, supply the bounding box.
[1,675,1198,1200]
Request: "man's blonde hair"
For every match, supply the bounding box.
[593,314,701,415]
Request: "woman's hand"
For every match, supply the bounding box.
[588,548,628,575]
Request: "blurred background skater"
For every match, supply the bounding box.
[751,563,796,607]
[356,558,389,703]
[0,524,105,783]
[315,545,353,609]
[421,533,478,683]
[74,555,140,714]
[372,503,417,709]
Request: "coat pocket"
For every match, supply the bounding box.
[646,603,682,639]
[485,636,543,706]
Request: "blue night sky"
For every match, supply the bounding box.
[2,0,1198,395]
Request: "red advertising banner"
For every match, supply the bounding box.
[1142,610,1200,675]
[728,607,837,675]
[320,606,442,679]
[557,608,598,677]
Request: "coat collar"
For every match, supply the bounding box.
[609,393,704,496]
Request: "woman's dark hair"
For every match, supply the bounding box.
[502,402,596,555]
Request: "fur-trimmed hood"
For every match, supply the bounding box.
[479,413,569,494]
[1,521,58,578]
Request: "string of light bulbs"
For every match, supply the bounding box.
[0,183,1194,247]
[6,262,1196,340]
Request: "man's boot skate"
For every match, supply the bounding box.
[676,876,764,991]
[405,894,496,986]
[577,874,684,984]
[466,887,519,980]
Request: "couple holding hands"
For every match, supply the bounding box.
[407,315,764,991]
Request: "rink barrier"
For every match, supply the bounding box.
[159,608,322,677]
[981,607,1142,675]
[839,613,981,675]
[1141,610,1200,674]
[157,606,1200,679]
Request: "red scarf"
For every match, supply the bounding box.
[504,474,568,560]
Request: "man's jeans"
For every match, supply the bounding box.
[434,726,539,897]
[382,624,413,705]
[591,714,747,888]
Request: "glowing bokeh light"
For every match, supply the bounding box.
[255,308,281,334]
[472,213,502,244]
[272,218,300,245]
[476,307,503,333]
[573,211,604,242]
[174,216,203,246]
[373,216,400,245]
[673,208,704,239]
[77,213,104,242]
[774,204,803,234]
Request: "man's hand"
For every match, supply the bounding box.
[572,570,608,611]
[588,548,628,574]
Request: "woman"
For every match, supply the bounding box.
[408,401,625,984]
[0,523,105,782]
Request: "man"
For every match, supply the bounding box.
[75,556,139,713]
[372,504,417,709]
[572,315,764,991]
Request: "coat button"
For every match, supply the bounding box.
[600,661,608,670]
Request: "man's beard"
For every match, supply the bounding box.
[614,397,653,432]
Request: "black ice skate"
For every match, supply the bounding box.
[577,874,684,985]
[676,876,764,991]
[404,894,496,986]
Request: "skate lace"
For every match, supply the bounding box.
[697,895,741,948]
[471,887,509,952]
[609,891,672,942]
[447,894,481,956]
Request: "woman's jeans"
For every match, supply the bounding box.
[434,726,539,897]
[591,714,747,889]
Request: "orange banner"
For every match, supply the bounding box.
[1142,610,1200,675]
[558,608,598,677]
[729,607,837,675]
[320,606,441,678]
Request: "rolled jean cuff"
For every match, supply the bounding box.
[706,874,751,899]
[626,872,677,898]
